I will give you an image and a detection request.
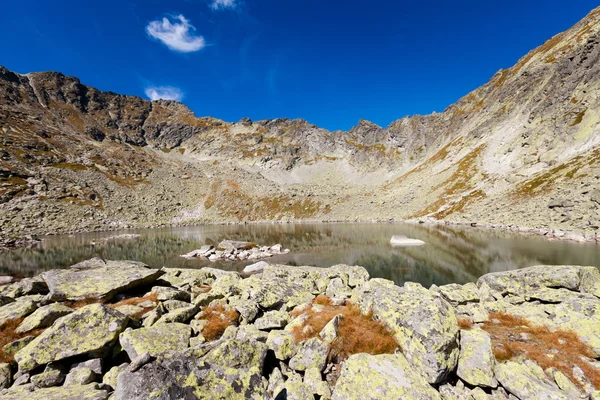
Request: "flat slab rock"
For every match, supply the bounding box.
[0,383,109,400]
[42,259,164,301]
[332,353,441,400]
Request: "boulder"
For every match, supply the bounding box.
[243,261,269,275]
[352,282,458,384]
[63,366,96,385]
[331,353,440,400]
[15,304,128,372]
[30,364,65,388]
[0,384,109,400]
[119,323,192,359]
[254,310,289,330]
[113,354,266,400]
[389,235,426,247]
[289,337,328,371]
[477,265,584,295]
[320,314,342,344]
[456,328,497,388]
[203,338,268,370]
[218,240,255,251]
[2,336,35,358]
[42,260,164,301]
[435,283,480,306]
[266,330,297,360]
[151,286,191,302]
[0,362,11,389]
[495,361,569,400]
[16,303,73,333]
[102,363,128,390]
[0,298,37,325]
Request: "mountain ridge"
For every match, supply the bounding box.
[1,6,600,241]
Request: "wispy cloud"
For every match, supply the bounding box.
[210,0,239,10]
[145,86,184,101]
[146,14,205,52]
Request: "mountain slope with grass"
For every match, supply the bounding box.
[1,7,600,240]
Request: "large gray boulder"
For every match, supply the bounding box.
[15,304,128,372]
[352,282,458,384]
[42,260,164,301]
[331,353,440,400]
[113,354,266,400]
[477,265,591,296]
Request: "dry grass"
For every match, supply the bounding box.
[197,304,240,341]
[64,293,158,319]
[482,312,600,389]
[457,317,475,330]
[290,296,398,363]
[0,318,45,363]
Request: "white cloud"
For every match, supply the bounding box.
[145,86,184,101]
[146,14,205,52]
[210,0,238,10]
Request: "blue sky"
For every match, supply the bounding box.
[1,1,598,131]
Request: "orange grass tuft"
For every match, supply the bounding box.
[482,312,600,389]
[290,296,398,363]
[457,317,474,330]
[0,318,45,363]
[197,303,240,341]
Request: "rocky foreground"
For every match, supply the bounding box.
[0,260,599,399]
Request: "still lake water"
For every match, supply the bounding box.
[1,223,599,287]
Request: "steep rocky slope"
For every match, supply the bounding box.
[1,7,600,241]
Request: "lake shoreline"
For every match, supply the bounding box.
[2,217,599,252]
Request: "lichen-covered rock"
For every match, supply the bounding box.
[31,363,66,388]
[16,303,73,333]
[254,310,289,330]
[42,260,164,301]
[457,328,497,388]
[0,362,11,389]
[113,354,266,400]
[0,276,48,298]
[266,330,297,360]
[239,276,314,310]
[436,282,480,306]
[326,277,352,299]
[102,363,128,390]
[580,267,600,298]
[319,314,342,344]
[0,298,37,325]
[331,353,440,400]
[156,304,198,324]
[285,375,314,400]
[289,337,328,371]
[157,267,230,289]
[115,304,144,316]
[495,361,569,400]
[210,273,243,297]
[552,297,600,356]
[151,286,191,302]
[438,382,473,399]
[477,265,583,295]
[64,366,96,385]
[2,335,35,358]
[0,383,109,400]
[203,338,267,370]
[119,323,191,359]
[352,282,458,384]
[15,304,128,372]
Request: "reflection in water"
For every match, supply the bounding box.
[1,223,599,286]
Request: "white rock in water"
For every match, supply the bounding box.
[390,235,425,247]
[243,261,270,275]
